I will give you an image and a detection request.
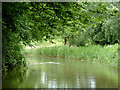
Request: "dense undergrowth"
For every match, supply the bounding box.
[24,44,118,67]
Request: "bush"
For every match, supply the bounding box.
[68,31,92,47]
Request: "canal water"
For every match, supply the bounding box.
[3,55,118,88]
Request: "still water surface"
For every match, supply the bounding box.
[3,56,118,88]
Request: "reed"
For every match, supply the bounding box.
[24,44,118,66]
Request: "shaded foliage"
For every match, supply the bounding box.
[2,3,27,72]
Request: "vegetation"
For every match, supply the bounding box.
[67,15,119,46]
[24,43,118,67]
[2,2,119,72]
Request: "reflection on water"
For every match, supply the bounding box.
[3,56,118,88]
[29,62,60,65]
[89,76,96,88]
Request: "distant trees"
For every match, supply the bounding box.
[86,16,119,45]
[67,2,119,46]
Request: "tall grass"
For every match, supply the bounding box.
[24,44,118,66]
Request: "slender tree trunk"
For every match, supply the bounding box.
[64,37,67,46]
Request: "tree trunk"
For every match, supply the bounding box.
[64,37,67,46]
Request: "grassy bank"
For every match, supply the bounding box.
[24,44,118,66]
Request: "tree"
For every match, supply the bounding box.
[68,2,119,46]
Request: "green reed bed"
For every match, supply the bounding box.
[24,44,118,66]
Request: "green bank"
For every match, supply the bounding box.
[24,44,118,67]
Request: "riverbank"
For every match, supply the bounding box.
[24,44,118,67]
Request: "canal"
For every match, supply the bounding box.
[3,55,118,88]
